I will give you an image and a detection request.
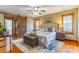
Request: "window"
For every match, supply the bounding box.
[62,13,74,34]
[36,20,40,30]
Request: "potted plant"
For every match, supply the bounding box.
[0,23,5,37]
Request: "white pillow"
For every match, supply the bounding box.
[52,28,55,32]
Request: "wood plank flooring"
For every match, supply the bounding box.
[59,40,79,53]
[0,44,22,53]
[11,44,22,53]
[0,37,22,53]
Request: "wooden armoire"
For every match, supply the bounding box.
[14,16,27,38]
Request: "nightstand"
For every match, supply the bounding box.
[56,32,65,41]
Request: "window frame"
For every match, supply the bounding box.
[62,13,74,34]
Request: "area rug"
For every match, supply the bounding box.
[12,38,79,53]
[12,38,62,53]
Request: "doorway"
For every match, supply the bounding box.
[5,19,13,35]
[4,19,13,52]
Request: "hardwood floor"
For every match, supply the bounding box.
[0,43,22,53]
[0,47,7,53]
[59,40,79,53]
[0,39,79,53]
[11,44,22,53]
[0,39,22,53]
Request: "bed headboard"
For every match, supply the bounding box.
[40,23,59,32]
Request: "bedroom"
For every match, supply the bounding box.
[0,5,79,53]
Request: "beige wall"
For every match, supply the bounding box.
[0,13,4,26]
[27,17,34,33]
[39,9,78,40]
[78,7,79,39]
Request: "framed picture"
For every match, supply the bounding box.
[44,16,52,23]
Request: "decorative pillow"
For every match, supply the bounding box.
[30,32,36,36]
[52,28,55,32]
[48,27,53,32]
[44,28,48,32]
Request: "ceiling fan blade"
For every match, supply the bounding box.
[24,7,33,11]
[40,10,46,12]
[25,10,33,11]
[39,13,42,15]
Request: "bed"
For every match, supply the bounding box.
[36,31,56,48]
[24,23,58,48]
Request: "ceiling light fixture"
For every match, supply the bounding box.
[25,5,46,15]
[32,7,41,15]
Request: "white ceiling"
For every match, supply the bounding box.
[0,5,78,17]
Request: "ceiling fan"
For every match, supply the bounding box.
[24,6,46,15]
